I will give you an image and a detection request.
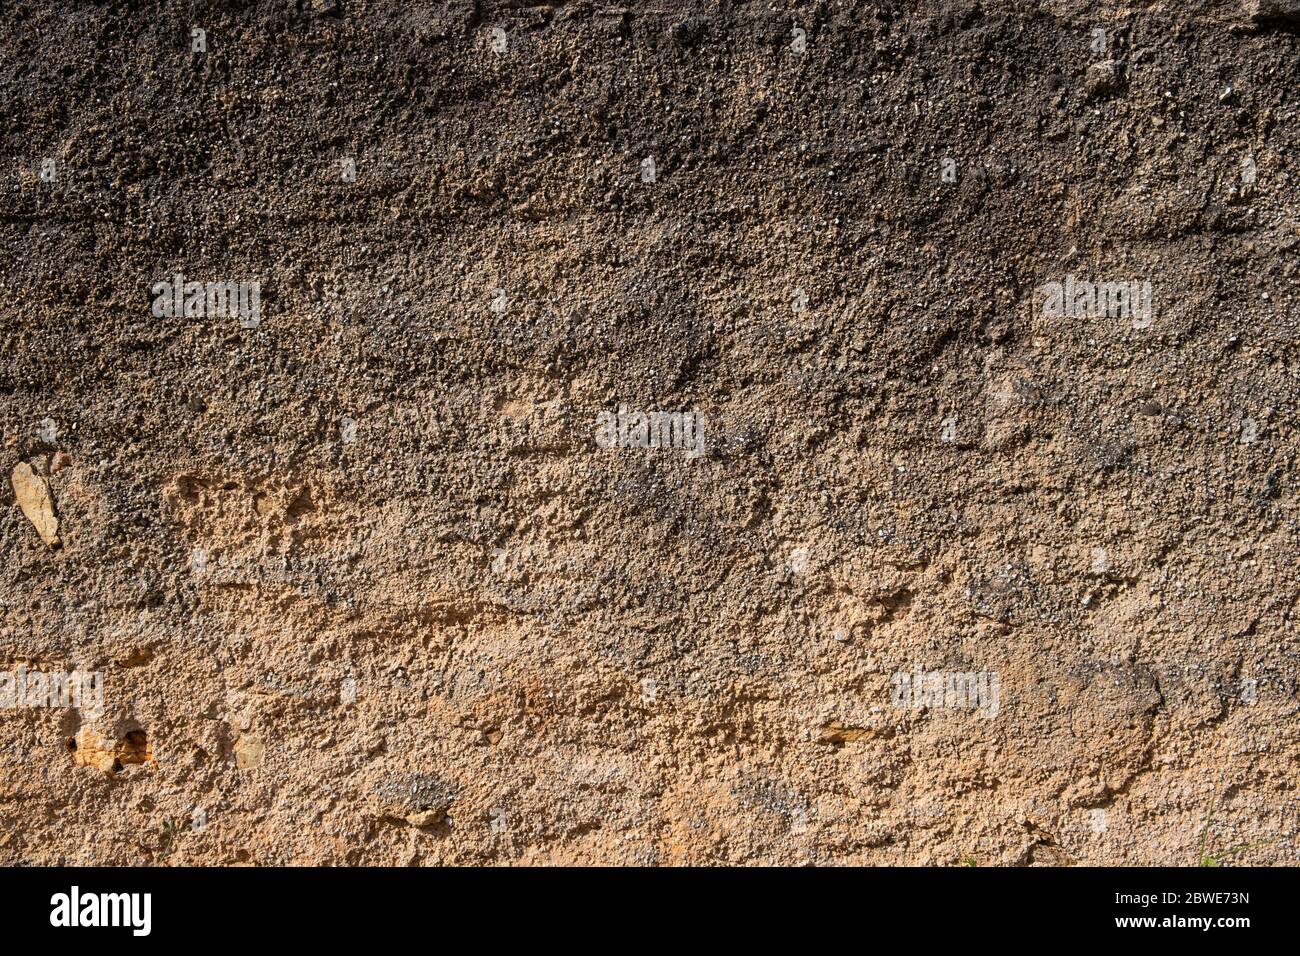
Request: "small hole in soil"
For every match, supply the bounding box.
[66,738,77,752]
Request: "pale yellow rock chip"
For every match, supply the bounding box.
[234,737,265,769]
[403,810,443,828]
[70,728,154,773]
[11,461,59,546]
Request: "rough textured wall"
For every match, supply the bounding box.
[0,0,1297,866]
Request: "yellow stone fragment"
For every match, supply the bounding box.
[11,462,59,546]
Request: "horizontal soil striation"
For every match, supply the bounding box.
[0,0,1297,864]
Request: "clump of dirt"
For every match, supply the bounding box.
[0,0,1296,865]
